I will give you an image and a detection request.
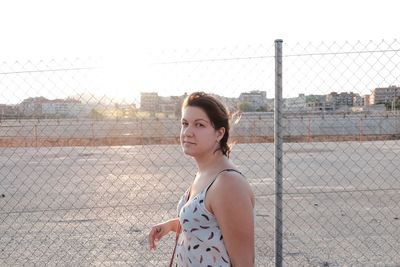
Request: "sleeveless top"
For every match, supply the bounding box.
[175,169,242,267]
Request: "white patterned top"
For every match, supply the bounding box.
[175,169,242,267]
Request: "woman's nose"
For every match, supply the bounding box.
[183,126,194,137]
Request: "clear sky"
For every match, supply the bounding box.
[1,0,399,104]
[1,0,398,58]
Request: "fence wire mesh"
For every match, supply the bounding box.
[280,40,400,267]
[0,40,399,266]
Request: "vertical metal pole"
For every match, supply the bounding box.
[274,39,283,267]
[34,124,38,147]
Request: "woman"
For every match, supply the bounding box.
[149,92,255,266]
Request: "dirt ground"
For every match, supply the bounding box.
[1,141,400,266]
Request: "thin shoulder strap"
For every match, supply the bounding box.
[205,168,243,192]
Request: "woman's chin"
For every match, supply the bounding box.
[182,149,194,156]
[182,147,197,157]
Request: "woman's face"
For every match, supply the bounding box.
[180,106,224,158]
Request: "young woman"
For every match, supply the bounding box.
[149,92,255,266]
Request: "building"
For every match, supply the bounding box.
[353,94,364,107]
[283,94,308,112]
[265,98,274,111]
[370,86,400,105]
[41,99,89,118]
[140,92,159,113]
[140,92,184,117]
[0,104,19,118]
[238,90,267,111]
[211,95,239,113]
[18,97,90,118]
[326,92,356,110]
[363,95,371,106]
[306,94,326,111]
[159,96,181,115]
[19,97,48,117]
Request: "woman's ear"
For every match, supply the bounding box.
[216,127,225,141]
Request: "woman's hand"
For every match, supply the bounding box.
[148,218,179,251]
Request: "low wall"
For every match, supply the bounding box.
[0,113,399,147]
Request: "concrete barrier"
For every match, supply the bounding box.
[0,113,399,147]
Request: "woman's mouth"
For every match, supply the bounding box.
[183,141,196,145]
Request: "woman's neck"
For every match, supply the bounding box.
[194,151,228,175]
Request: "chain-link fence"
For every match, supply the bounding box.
[280,40,400,267]
[1,40,399,266]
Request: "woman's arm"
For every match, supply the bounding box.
[208,172,255,267]
[148,218,180,250]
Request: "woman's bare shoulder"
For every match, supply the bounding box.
[209,170,254,203]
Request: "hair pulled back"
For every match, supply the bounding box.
[182,92,231,157]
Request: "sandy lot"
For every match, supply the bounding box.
[1,140,400,266]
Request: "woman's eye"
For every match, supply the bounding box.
[181,122,188,126]
[196,123,204,127]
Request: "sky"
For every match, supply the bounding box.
[1,0,398,58]
[0,0,399,104]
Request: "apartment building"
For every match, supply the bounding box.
[370,86,400,105]
[238,90,267,111]
[140,92,160,113]
[326,91,356,110]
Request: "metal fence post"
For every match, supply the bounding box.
[274,39,283,267]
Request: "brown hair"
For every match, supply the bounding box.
[182,92,231,157]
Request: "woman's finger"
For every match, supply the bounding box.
[149,228,157,250]
[149,225,162,250]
